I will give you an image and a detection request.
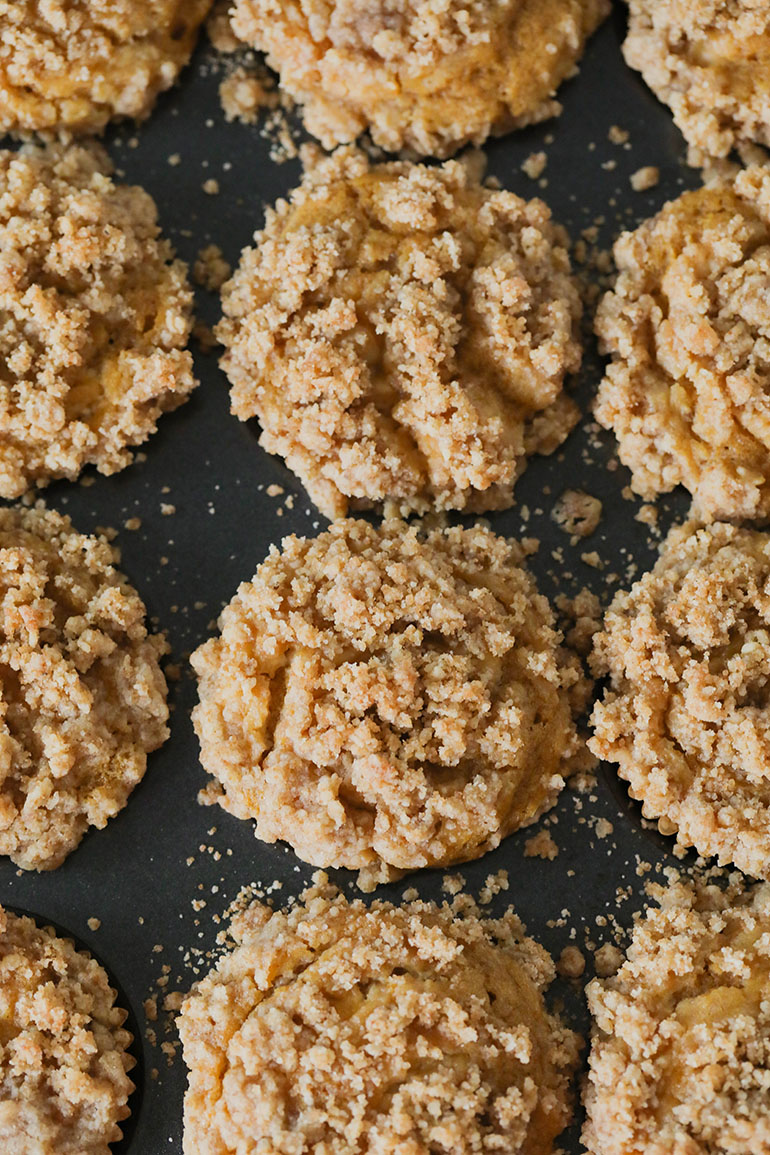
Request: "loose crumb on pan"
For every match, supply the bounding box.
[590,519,770,880]
[178,875,579,1154]
[217,145,584,520]
[0,504,169,871]
[524,830,560,860]
[623,0,770,162]
[193,244,231,291]
[595,165,770,521]
[227,0,610,157]
[191,518,590,889]
[0,905,134,1153]
[0,143,196,498]
[629,164,659,191]
[584,877,770,1154]
[551,489,602,542]
[0,0,212,137]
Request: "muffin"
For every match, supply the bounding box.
[218,147,583,519]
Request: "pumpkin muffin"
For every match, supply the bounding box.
[0,505,169,871]
[217,147,583,520]
[228,0,609,156]
[590,520,770,879]
[584,877,770,1155]
[179,879,579,1154]
[0,905,134,1154]
[191,518,588,888]
[0,143,196,498]
[623,0,770,162]
[0,0,212,137]
[595,165,770,522]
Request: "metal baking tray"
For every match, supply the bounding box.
[0,6,705,1152]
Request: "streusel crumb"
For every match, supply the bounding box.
[0,906,134,1153]
[0,0,211,137]
[624,0,770,162]
[0,143,196,498]
[590,520,770,879]
[0,505,169,871]
[179,880,579,1153]
[217,146,582,520]
[191,519,589,886]
[595,165,770,521]
[584,878,770,1154]
[229,0,609,157]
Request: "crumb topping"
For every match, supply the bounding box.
[0,906,134,1154]
[584,879,770,1154]
[624,0,770,161]
[191,519,589,887]
[0,143,196,498]
[0,504,169,871]
[229,0,609,156]
[179,880,579,1153]
[590,520,770,879]
[217,147,582,520]
[595,166,770,521]
[0,0,212,136]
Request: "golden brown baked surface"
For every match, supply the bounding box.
[624,0,770,162]
[0,143,196,498]
[191,519,588,887]
[217,147,582,520]
[0,905,134,1154]
[0,505,169,871]
[590,520,770,879]
[229,0,609,156]
[179,880,579,1154]
[595,166,770,522]
[0,0,212,136]
[584,879,770,1155]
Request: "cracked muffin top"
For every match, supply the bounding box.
[0,504,169,871]
[0,905,134,1154]
[595,165,770,522]
[590,519,770,879]
[191,518,588,888]
[0,0,212,137]
[623,0,770,163]
[229,0,609,156]
[0,143,196,498]
[584,878,770,1155]
[217,147,583,520]
[179,879,579,1154]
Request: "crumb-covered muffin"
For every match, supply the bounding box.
[624,0,770,162]
[217,147,583,520]
[179,878,579,1154]
[590,520,770,879]
[228,0,609,157]
[191,519,588,887]
[0,0,212,137]
[0,505,169,871]
[595,166,770,522]
[584,878,770,1155]
[0,905,134,1154]
[0,144,196,498]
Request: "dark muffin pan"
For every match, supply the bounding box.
[0,6,708,1151]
